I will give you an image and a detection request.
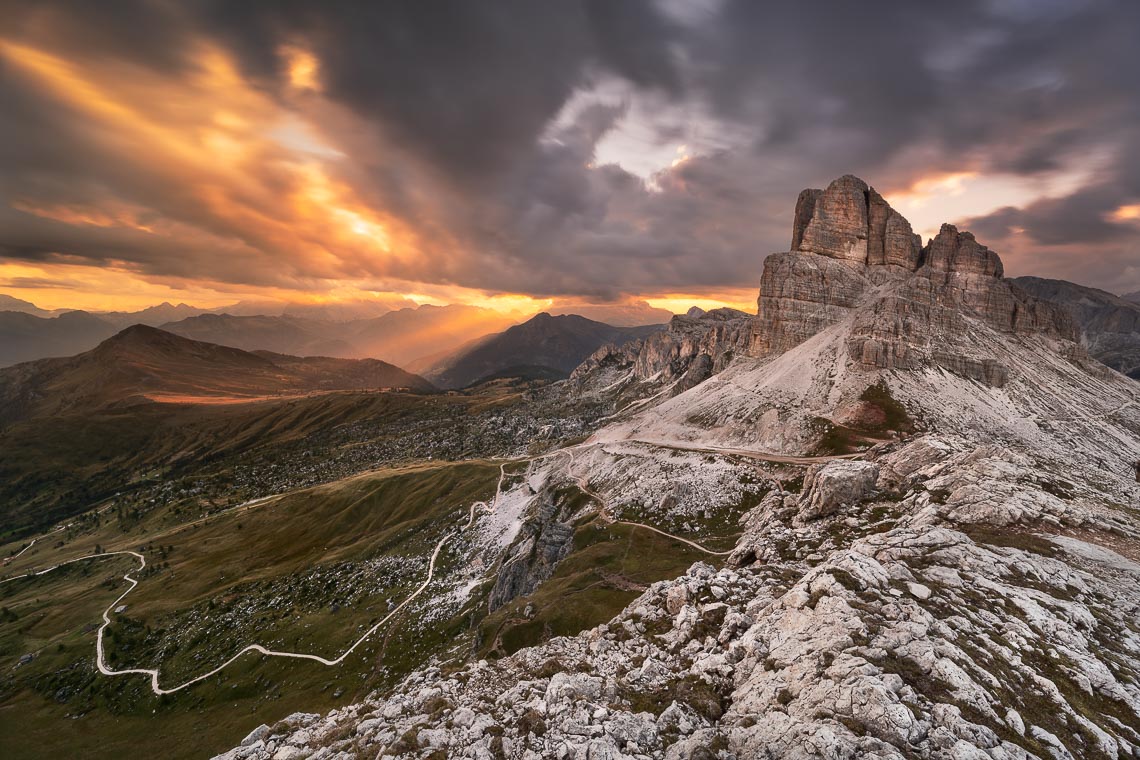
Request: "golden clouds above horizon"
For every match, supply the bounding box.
[0,33,744,317]
[0,36,430,293]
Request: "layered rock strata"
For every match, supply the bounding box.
[751,176,1079,386]
[572,307,752,395]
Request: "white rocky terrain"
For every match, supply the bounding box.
[215,176,1140,760]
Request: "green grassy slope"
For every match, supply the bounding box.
[0,461,497,760]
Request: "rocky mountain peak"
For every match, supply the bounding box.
[573,177,1082,397]
[923,222,1003,277]
[792,174,922,270]
[753,176,1078,386]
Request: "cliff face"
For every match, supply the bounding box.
[571,307,752,396]
[750,175,1079,386]
[792,174,921,268]
[1013,275,1140,379]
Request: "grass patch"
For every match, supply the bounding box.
[858,381,913,433]
[622,675,727,721]
[478,518,712,658]
[0,460,498,760]
[809,418,859,456]
[963,527,1058,558]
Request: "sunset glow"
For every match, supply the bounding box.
[1111,204,1140,222]
[2,3,1138,317]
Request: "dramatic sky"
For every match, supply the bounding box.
[2,0,1139,314]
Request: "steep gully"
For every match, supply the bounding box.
[1,440,851,694]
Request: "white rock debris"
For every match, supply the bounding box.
[214,435,1140,760]
[214,176,1140,759]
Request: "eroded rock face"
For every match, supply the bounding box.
[923,223,1002,277]
[752,176,1080,386]
[1013,275,1140,379]
[793,175,921,270]
[571,308,752,397]
[751,252,867,357]
[488,487,576,612]
[797,175,872,262]
[871,198,924,270]
[216,436,1140,760]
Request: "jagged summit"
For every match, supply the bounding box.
[572,175,1090,429]
[579,175,1129,475]
[791,174,922,268]
[790,175,1002,276]
[751,175,1077,384]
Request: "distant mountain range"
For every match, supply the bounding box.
[0,293,63,318]
[0,325,432,424]
[159,313,359,357]
[159,303,520,367]
[422,313,664,389]
[0,302,519,369]
[1012,276,1140,379]
[6,276,1139,389]
[545,300,673,326]
[0,296,670,386]
[98,302,213,328]
[0,310,121,366]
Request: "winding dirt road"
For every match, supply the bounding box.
[3,537,36,564]
[4,434,826,693]
[560,444,738,556]
[622,436,863,465]
[5,485,494,695]
[613,520,734,556]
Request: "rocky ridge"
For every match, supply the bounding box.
[751,175,1078,387]
[214,177,1140,760]
[1012,276,1140,380]
[570,307,752,401]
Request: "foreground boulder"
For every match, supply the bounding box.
[798,460,880,521]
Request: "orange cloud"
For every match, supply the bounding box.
[12,199,157,233]
[0,36,434,287]
[1110,203,1140,222]
[282,45,321,91]
[0,33,764,315]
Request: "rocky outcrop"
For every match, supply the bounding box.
[571,307,752,396]
[797,460,879,521]
[795,175,870,262]
[789,189,821,252]
[923,223,1002,277]
[752,176,1080,386]
[793,174,921,270]
[488,487,576,612]
[750,252,867,357]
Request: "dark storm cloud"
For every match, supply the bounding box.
[199,0,683,184]
[2,0,195,73]
[2,0,1140,297]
